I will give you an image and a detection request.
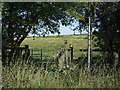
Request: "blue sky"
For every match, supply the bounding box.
[49,22,88,36]
[49,25,87,36]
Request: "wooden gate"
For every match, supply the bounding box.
[29,40,77,70]
[30,49,57,64]
[30,46,74,70]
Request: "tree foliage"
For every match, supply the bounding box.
[93,2,120,66]
[2,2,75,47]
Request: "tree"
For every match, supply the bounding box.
[93,2,120,67]
[2,2,75,63]
[69,2,120,68]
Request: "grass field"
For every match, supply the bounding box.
[21,34,88,50]
[21,34,89,59]
[2,34,120,88]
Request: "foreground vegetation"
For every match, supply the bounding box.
[2,60,120,88]
[2,35,120,88]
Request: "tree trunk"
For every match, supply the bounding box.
[106,28,115,68]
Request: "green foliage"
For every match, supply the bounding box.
[70,2,120,66]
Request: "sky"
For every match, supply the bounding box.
[49,25,87,36]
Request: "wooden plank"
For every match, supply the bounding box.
[32,54,41,55]
[42,56,51,57]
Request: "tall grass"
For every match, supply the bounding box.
[2,59,120,88]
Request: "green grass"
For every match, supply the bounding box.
[22,35,88,50]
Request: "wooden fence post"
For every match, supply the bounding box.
[68,48,71,66]
[70,44,73,62]
[25,45,29,54]
[31,49,33,57]
[64,40,67,66]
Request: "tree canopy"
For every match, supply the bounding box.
[2,2,75,47]
[93,2,120,66]
[70,2,120,66]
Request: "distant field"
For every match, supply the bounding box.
[21,34,88,50]
[21,34,89,58]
